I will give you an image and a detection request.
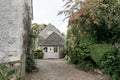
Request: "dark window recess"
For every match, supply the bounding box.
[44,47,47,52]
[54,47,58,52]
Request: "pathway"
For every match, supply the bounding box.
[26,59,108,80]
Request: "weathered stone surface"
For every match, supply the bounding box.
[0,0,32,63]
[0,0,32,79]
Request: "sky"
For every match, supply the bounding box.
[32,0,68,34]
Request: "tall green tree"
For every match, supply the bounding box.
[32,23,46,37]
[63,0,120,44]
[31,23,46,54]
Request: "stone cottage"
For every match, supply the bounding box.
[37,23,64,59]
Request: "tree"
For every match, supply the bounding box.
[62,0,120,79]
[32,23,46,37]
[63,0,120,44]
[26,23,47,73]
[31,23,47,49]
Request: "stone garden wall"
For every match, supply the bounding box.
[0,0,32,79]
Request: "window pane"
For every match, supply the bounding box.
[54,47,57,52]
[44,47,47,52]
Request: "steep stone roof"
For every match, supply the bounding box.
[39,23,62,39]
[39,32,64,46]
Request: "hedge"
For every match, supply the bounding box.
[90,44,116,64]
[100,55,120,80]
[34,48,44,59]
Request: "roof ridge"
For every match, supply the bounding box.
[39,23,63,39]
[40,32,64,46]
[45,32,62,40]
[47,23,61,33]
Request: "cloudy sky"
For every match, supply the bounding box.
[32,0,68,34]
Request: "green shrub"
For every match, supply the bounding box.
[70,40,93,64]
[90,44,116,64]
[26,56,36,73]
[67,33,97,71]
[90,44,120,80]
[68,39,96,71]
[64,55,71,62]
[79,33,96,46]
[100,55,120,80]
[0,65,15,80]
[39,50,44,59]
[60,48,67,58]
[34,48,44,59]
[76,61,95,71]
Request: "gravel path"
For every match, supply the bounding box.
[26,59,108,80]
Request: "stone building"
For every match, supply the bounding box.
[38,24,64,59]
[0,0,33,79]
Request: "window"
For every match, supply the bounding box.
[47,31,53,35]
[54,47,58,52]
[43,47,47,52]
[50,48,52,51]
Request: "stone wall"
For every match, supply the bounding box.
[0,0,32,63]
[0,0,32,79]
